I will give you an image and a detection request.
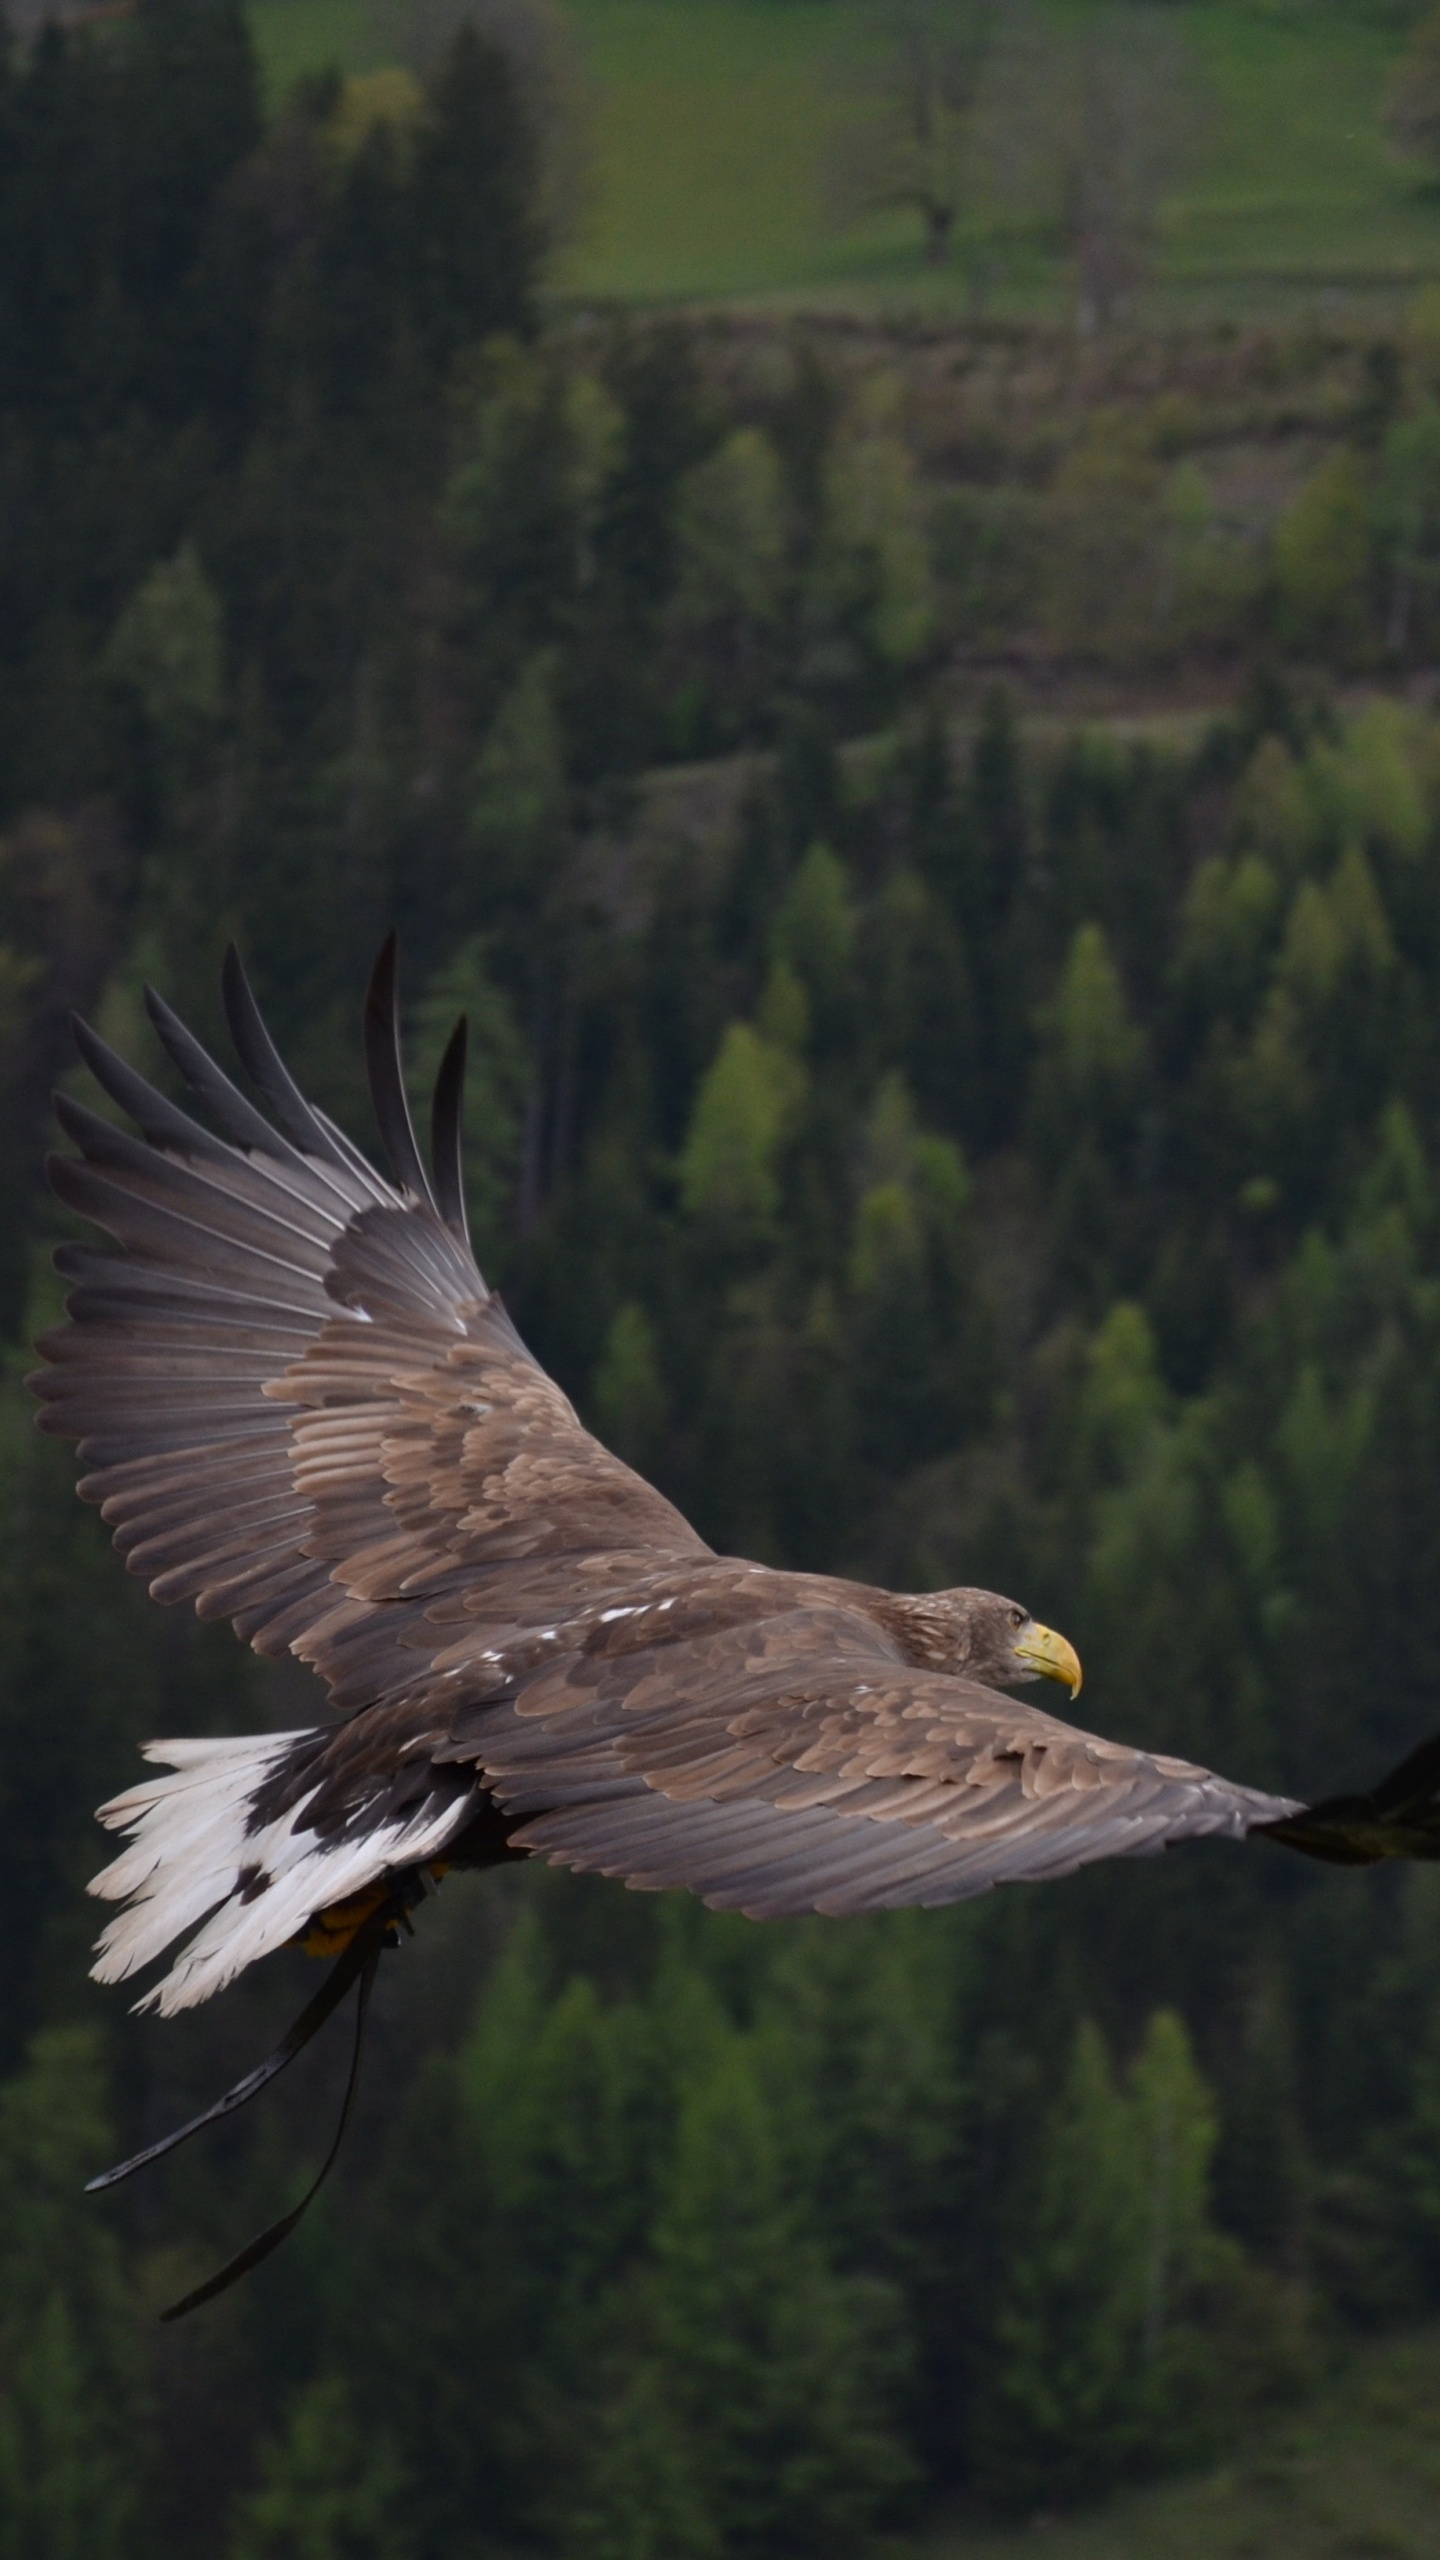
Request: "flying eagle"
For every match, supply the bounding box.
[30,942,1440,2312]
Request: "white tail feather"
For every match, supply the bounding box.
[89,1731,471,2016]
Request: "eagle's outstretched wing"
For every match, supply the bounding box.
[34,937,706,1700]
[32,945,1302,2016]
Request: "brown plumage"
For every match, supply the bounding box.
[29,943,1440,2032]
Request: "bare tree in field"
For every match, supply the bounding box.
[991,7,1201,331]
[831,0,1006,288]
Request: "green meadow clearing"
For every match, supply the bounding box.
[918,2325,1440,2560]
[249,0,1440,313]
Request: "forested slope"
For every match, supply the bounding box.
[7,4,1440,2553]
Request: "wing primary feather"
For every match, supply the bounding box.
[70,1018,237,1166]
[221,951,390,1204]
[143,987,308,1167]
[221,947,353,1172]
[430,1016,469,1245]
[307,1108,394,1204]
[50,1094,345,1249]
[363,933,436,1208]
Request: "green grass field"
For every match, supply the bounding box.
[1172,3,1440,300]
[248,0,1440,314]
[914,2324,1440,2560]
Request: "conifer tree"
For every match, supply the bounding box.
[574,2034,913,2560]
[974,2011,1230,2505]
[0,2028,152,2560]
[678,1022,805,1244]
[411,26,540,369]
[754,1911,963,2453]
[228,2376,412,2560]
[847,1074,982,1472]
[121,0,261,314]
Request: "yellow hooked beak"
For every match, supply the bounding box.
[1012,1620,1083,1699]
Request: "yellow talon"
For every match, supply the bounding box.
[298,1884,391,1959]
[297,1862,451,1959]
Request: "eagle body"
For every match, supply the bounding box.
[29,946,1419,2032]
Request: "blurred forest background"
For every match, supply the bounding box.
[12,0,1440,2554]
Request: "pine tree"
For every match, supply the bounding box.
[228,2375,412,2560]
[678,1023,805,1243]
[846,1073,984,1473]
[0,1373,212,2060]
[591,1303,669,1473]
[329,1918,666,2552]
[929,688,1029,1147]
[1272,450,1371,661]
[576,2034,914,2560]
[973,2011,1230,2506]
[0,2028,152,2560]
[754,1912,964,2459]
[121,0,261,311]
[410,26,540,370]
[562,2360,719,2560]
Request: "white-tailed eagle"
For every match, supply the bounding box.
[30,941,1438,2310]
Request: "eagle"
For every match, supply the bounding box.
[30,940,1440,2313]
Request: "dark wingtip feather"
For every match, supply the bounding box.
[363,935,435,1208]
[53,1090,107,1153]
[221,945,349,1172]
[365,931,399,1035]
[430,1016,469,1245]
[68,1016,232,1165]
[141,983,299,1162]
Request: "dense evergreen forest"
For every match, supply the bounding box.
[10,1,1440,2552]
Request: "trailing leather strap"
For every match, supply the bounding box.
[159,1942,380,2322]
[87,1919,385,2196]
[86,1900,399,2319]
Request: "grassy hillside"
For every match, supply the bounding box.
[1175,3,1440,304]
[919,2326,1440,2560]
[248,0,1440,313]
